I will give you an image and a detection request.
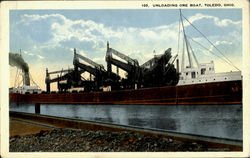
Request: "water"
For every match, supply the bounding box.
[9,103,242,140]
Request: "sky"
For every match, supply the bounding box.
[9,9,242,91]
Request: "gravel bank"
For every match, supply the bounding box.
[10,128,231,152]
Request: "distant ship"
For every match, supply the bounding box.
[9,53,42,94]
[9,85,41,94]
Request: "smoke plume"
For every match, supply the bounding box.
[9,53,29,72]
[9,53,30,85]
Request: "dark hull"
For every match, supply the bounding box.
[9,80,242,105]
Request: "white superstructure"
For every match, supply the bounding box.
[177,60,242,85]
[9,85,42,94]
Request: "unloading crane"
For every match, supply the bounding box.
[73,49,106,90]
[45,68,86,92]
[45,44,179,92]
[141,48,179,87]
[73,48,120,91]
[74,49,105,71]
[106,42,142,89]
[141,48,172,71]
[45,68,73,92]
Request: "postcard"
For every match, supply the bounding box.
[1,0,249,157]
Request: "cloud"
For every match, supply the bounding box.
[16,13,178,53]
[79,50,87,57]
[10,11,243,91]
[23,50,34,56]
[22,50,45,60]
[92,57,105,65]
[18,14,66,25]
[13,12,241,70]
[207,40,233,52]
[185,13,241,28]
[215,41,233,46]
[37,55,44,59]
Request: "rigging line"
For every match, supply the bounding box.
[187,35,232,64]
[181,34,185,71]
[16,69,22,87]
[186,35,239,69]
[17,77,23,87]
[29,72,41,89]
[186,39,199,67]
[177,14,181,56]
[14,67,19,88]
[181,13,240,71]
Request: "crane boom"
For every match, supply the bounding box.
[141,48,172,69]
[106,42,140,72]
[47,69,84,83]
[107,48,139,66]
[50,73,71,83]
[108,57,134,72]
[48,69,74,75]
[74,60,99,76]
[106,42,142,89]
[74,49,105,71]
[141,56,158,68]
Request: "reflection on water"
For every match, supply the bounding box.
[9,103,242,140]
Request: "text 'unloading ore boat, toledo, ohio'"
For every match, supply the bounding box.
[9,11,242,105]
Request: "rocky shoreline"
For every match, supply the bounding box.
[10,128,231,152]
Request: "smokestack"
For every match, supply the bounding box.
[23,71,30,86]
[9,53,30,86]
[176,59,179,73]
[45,68,51,92]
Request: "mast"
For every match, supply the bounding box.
[180,11,240,71]
[180,9,193,68]
[187,38,199,67]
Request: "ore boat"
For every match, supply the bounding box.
[9,10,242,105]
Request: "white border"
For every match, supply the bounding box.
[1,1,249,157]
